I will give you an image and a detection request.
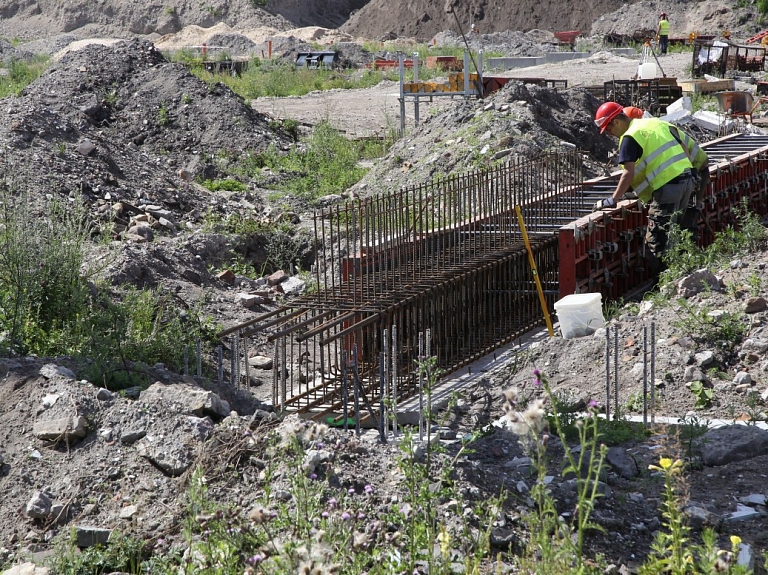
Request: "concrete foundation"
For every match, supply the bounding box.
[544,52,590,63]
[610,48,638,57]
[486,56,546,70]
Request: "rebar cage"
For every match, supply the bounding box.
[246,150,586,418]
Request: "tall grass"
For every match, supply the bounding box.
[0,185,217,387]
[230,120,368,202]
[0,55,51,98]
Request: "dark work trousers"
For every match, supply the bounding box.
[659,35,668,54]
[644,171,696,279]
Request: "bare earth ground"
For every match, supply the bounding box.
[252,52,694,138]
[3,20,768,574]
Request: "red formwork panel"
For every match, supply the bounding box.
[559,133,768,301]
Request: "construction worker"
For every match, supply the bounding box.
[657,12,669,55]
[592,101,706,280]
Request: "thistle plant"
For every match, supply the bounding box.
[504,369,606,573]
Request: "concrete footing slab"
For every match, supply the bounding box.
[610,48,638,57]
[486,56,546,70]
[544,52,590,63]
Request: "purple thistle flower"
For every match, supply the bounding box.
[328,497,337,508]
[341,512,351,520]
[533,368,541,377]
[247,554,264,565]
[348,487,355,495]
[364,484,373,494]
[321,511,329,518]
[588,400,599,408]
[310,473,317,480]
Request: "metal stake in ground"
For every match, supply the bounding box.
[614,327,619,419]
[605,325,611,420]
[651,322,657,424]
[642,324,648,426]
[341,350,349,432]
[352,345,360,436]
[418,331,425,442]
[378,352,386,444]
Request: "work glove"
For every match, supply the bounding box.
[593,197,616,212]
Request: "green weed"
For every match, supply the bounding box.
[688,380,714,409]
[672,298,747,352]
[0,55,50,98]
[158,101,171,126]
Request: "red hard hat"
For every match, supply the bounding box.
[623,106,644,120]
[595,101,624,133]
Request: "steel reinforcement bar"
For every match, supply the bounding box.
[251,151,585,416]
[559,133,768,298]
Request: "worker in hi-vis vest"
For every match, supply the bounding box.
[657,12,670,54]
[592,102,707,284]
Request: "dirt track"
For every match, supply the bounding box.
[250,52,693,138]
[252,80,454,138]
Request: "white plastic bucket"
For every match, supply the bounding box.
[553,293,605,339]
[638,62,657,79]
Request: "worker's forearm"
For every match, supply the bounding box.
[612,170,633,201]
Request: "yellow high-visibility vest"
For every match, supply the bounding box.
[620,119,692,203]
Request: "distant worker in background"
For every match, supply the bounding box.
[592,102,708,282]
[657,12,669,55]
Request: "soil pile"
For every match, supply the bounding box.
[1,5,768,573]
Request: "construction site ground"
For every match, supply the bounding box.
[4,3,768,572]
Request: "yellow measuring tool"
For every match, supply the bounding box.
[515,205,554,337]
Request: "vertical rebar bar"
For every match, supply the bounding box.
[243,335,250,388]
[272,341,279,407]
[642,324,648,427]
[426,328,432,435]
[391,324,398,438]
[217,345,223,381]
[418,331,425,442]
[229,337,236,385]
[342,350,349,431]
[183,343,189,376]
[378,351,386,443]
[352,344,360,436]
[651,322,657,425]
[605,325,611,421]
[383,328,389,436]
[281,337,287,410]
[234,333,241,387]
[614,327,619,419]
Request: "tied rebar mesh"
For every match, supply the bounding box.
[244,150,586,419]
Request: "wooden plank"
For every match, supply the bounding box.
[678,79,736,94]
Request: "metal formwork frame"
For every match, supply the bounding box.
[256,151,584,417]
[558,134,768,299]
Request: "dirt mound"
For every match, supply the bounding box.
[2,38,290,220]
[0,0,367,42]
[341,0,626,41]
[349,80,615,199]
[591,0,762,41]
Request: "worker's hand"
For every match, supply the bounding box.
[593,197,616,212]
